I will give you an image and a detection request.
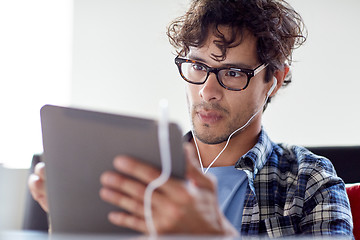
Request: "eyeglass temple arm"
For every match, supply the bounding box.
[254,63,268,75]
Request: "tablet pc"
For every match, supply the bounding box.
[40,105,185,234]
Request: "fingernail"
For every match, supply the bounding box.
[114,156,130,170]
[101,174,109,184]
[108,211,121,223]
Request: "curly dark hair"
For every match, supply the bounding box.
[167,0,307,85]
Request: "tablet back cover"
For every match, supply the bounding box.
[40,105,185,234]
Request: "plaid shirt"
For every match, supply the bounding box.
[235,129,353,237]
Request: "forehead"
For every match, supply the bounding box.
[188,26,259,66]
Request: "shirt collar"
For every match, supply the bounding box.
[184,128,275,176]
[234,128,274,177]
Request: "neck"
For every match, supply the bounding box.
[191,122,261,168]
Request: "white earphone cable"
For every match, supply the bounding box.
[144,99,172,236]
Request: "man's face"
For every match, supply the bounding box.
[186,27,271,144]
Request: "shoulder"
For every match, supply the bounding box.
[263,143,347,202]
[267,144,353,235]
[271,143,351,217]
[271,143,338,180]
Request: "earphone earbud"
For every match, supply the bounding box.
[266,77,278,97]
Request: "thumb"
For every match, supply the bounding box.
[184,143,216,191]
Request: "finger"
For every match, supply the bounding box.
[34,162,46,180]
[184,143,202,169]
[184,143,216,191]
[28,173,49,212]
[100,174,184,229]
[116,156,197,202]
[100,171,146,202]
[112,156,183,195]
[108,157,191,211]
[100,170,180,216]
[108,211,147,233]
[99,188,144,218]
[28,173,46,199]
[112,156,161,184]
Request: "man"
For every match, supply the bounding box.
[29,0,353,237]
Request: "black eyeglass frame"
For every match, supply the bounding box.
[175,56,268,91]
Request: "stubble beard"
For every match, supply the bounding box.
[190,103,246,145]
[192,124,233,144]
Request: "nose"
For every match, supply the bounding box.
[199,72,223,102]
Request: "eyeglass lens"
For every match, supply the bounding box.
[180,62,249,90]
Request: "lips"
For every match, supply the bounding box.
[196,110,223,124]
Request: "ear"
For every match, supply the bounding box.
[270,64,290,97]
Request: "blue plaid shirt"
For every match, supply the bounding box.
[235,129,353,237]
[186,129,353,237]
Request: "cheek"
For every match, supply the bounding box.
[226,92,257,117]
[185,85,195,116]
[185,84,200,105]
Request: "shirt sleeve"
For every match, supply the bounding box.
[299,157,353,236]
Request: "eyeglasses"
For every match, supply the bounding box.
[175,56,268,91]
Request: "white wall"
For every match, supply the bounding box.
[71,0,360,146]
[264,0,360,146]
[71,0,190,125]
[0,0,72,168]
[0,0,72,230]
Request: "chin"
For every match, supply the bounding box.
[193,128,229,145]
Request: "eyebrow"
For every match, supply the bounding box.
[187,54,255,70]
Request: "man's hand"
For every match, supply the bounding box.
[99,144,239,235]
[28,162,49,212]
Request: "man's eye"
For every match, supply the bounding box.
[191,64,206,71]
[225,70,246,78]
